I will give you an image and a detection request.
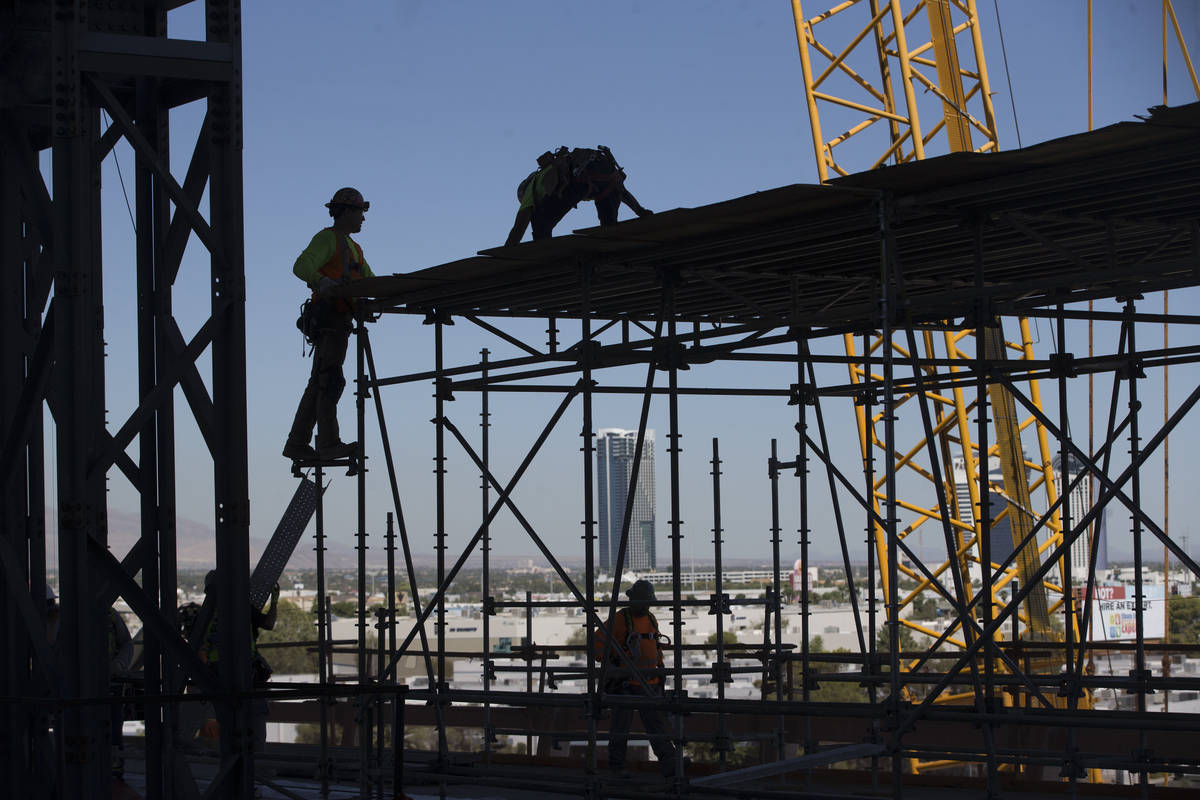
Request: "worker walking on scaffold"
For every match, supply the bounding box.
[593,579,683,781]
[284,187,374,463]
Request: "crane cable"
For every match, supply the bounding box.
[992,0,1024,148]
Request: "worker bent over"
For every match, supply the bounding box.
[593,579,681,779]
[505,146,653,246]
[284,187,375,462]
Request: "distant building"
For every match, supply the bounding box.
[596,428,656,573]
[952,454,1025,581]
[1053,452,1106,583]
[952,455,1006,583]
[952,452,1106,586]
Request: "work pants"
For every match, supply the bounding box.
[288,311,352,448]
[607,682,678,773]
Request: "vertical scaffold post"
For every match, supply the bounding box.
[480,347,492,763]
[314,463,330,794]
[356,310,371,799]
[768,439,792,778]
[664,268,686,782]
[433,313,449,766]
[710,438,728,768]
[132,27,176,792]
[207,0,254,794]
[879,193,903,799]
[578,262,600,774]
[525,589,533,755]
[1125,297,1150,795]
[861,322,880,788]
[795,334,812,765]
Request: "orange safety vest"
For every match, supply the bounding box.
[316,231,367,313]
[594,607,663,685]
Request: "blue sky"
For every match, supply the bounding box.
[78,1,1200,571]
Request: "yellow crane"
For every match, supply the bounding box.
[791,0,1082,777]
[792,0,1198,780]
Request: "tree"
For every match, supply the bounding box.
[909,595,940,620]
[705,630,738,647]
[328,600,357,617]
[1169,596,1200,644]
[683,739,757,766]
[792,646,867,703]
[257,600,319,675]
[876,624,918,653]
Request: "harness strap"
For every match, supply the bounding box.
[619,607,661,656]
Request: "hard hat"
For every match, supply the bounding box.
[204,570,218,591]
[626,579,655,604]
[325,187,369,211]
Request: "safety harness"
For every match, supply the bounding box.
[297,232,363,351]
[617,607,669,660]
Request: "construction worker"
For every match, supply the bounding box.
[283,187,375,462]
[593,579,681,779]
[504,146,653,246]
[196,571,280,749]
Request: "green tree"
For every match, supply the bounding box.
[909,595,940,620]
[328,600,357,617]
[257,600,319,675]
[705,630,739,647]
[683,740,757,766]
[1169,596,1200,643]
[792,646,868,703]
[875,624,917,653]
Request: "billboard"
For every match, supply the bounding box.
[1086,584,1165,641]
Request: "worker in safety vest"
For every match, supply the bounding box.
[284,187,375,462]
[198,571,279,678]
[593,579,681,779]
[196,571,280,748]
[504,146,653,246]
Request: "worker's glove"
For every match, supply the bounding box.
[636,208,654,218]
[317,276,339,293]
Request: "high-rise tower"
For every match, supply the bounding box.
[596,428,656,573]
[1053,453,1106,583]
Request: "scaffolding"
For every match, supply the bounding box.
[4,1,1200,797]
[310,100,1200,797]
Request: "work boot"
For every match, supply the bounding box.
[316,440,357,460]
[283,440,317,461]
[661,755,690,778]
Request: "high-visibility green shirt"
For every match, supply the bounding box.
[518,168,554,211]
[292,228,374,289]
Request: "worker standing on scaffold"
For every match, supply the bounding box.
[593,579,683,781]
[284,187,374,463]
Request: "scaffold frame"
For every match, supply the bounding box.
[4,1,1200,792]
